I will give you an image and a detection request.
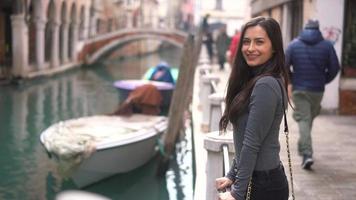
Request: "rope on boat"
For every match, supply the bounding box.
[157,138,166,157]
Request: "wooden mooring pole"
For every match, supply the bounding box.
[157,33,199,176]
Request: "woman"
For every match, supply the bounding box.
[216,16,290,200]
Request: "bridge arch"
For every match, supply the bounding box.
[83,28,188,64]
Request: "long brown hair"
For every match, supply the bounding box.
[219,16,290,132]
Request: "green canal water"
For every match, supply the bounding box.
[0,47,194,200]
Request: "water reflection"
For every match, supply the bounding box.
[166,125,194,200]
[0,45,192,200]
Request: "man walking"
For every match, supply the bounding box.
[285,19,340,170]
[202,14,214,63]
[215,26,230,70]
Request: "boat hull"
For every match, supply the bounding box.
[40,115,167,188]
[72,132,161,188]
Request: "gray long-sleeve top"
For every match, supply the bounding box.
[226,76,286,200]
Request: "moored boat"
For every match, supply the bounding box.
[113,62,178,108]
[40,114,167,188]
[142,66,179,83]
[113,79,174,107]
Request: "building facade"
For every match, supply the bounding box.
[0,0,170,81]
[194,0,251,36]
[6,0,96,79]
[250,0,356,115]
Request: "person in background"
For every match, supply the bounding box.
[216,16,290,200]
[202,14,214,63]
[215,25,231,70]
[202,13,210,33]
[149,61,175,84]
[285,19,340,170]
[204,31,214,64]
[227,29,241,66]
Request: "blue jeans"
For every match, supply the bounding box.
[250,165,289,200]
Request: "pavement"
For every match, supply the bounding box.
[282,112,356,200]
[192,50,356,200]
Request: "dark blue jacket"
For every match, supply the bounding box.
[285,28,340,92]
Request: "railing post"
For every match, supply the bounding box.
[198,64,212,76]
[201,74,220,132]
[209,92,224,132]
[198,64,212,101]
[204,131,234,200]
[198,57,210,66]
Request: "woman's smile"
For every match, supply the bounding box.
[245,54,259,60]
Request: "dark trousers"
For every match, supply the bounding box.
[218,54,226,69]
[249,165,289,200]
[292,90,323,156]
[205,43,213,62]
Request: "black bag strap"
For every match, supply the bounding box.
[276,79,289,133]
[276,78,296,200]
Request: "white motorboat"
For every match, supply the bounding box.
[40,114,167,188]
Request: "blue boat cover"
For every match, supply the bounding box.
[145,62,177,84]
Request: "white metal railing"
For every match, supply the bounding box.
[203,66,230,175]
[222,144,230,176]
[198,62,234,200]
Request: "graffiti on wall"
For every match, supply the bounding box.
[322,26,342,45]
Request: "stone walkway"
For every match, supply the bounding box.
[282,113,356,200]
[192,52,356,200]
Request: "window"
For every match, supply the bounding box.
[291,0,303,39]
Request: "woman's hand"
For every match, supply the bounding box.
[215,177,233,190]
[218,191,236,200]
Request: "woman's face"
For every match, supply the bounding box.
[241,25,273,67]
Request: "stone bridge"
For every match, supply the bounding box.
[78,28,188,64]
[4,0,189,79]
